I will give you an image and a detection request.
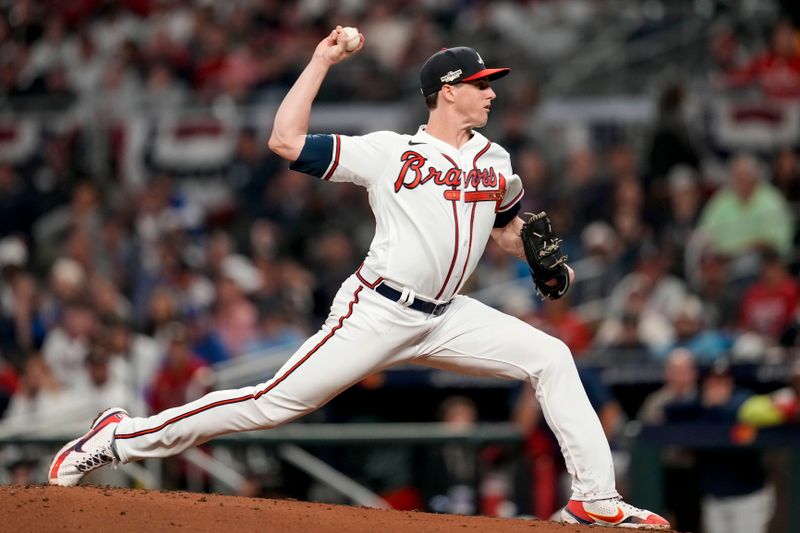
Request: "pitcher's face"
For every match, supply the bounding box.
[452,79,496,128]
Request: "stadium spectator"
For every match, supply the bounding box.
[184,312,230,366]
[421,396,480,515]
[603,245,687,353]
[70,348,143,420]
[638,348,698,425]
[88,274,132,322]
[610,205,654,275]
[512,145,552,216]
[637,348,701,531]
[606,142,641,185]
[570,222,625,305]
[63,29,105,100]
[147,322,209,414]
[523,297,593,357]
[244,310,304,355]
[697,153,794,271]
[594,309,650,362]
[653,295,734,363]
[34,257,85,338]
[722,20,800,100]
[309,230,358,317]
[472,237,529,290]
[101,316,162,400]
[0,237,35,354]
[663,361,774,533]
[0,165,40,242]
[779,309,800,357]
[645,82,700,212]
[361,3,412,72]
[658,165,704,278]
[3,355,68,429]
[770,146,800,207]
[691,249,742,330]
[555,145,610,237]
[737,248,799,343]
[141,61,188,112]
[144,287,180,346]
[214,255,260,356]
[708,25,743,80]
[144,320,211,488]
[227,128,282,221]
[0,355,18,418]
[41,301,96,388]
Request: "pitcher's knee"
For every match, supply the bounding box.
[537,337,575,376]
[512,332,574,378]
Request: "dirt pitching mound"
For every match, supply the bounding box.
[0,485,671,532]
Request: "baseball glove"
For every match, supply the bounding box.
[520,211,570,300]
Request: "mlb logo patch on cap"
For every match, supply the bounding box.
[419,47,510,96]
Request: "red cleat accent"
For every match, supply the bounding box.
[562,498,670,529]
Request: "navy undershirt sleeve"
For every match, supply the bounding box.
[493,200,521,228]
[288,134,334,178]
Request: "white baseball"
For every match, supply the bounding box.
[339,26,360,52]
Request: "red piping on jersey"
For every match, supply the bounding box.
[115,286,364,441]
[355,263,383,288]
[473,141,492,169]
[435,153,461,300]
[499,188,523,212]
[323,134,341,181]
[452,140,491,295]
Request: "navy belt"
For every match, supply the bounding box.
[374,283,451,317]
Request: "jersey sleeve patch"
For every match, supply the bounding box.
[493,199,521,228]
[289,134,338,179]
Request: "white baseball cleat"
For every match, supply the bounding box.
[562,497,670,529]
[48,408,129,486]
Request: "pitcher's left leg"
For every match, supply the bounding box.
[416,296,669,528]
[417,295,615,501]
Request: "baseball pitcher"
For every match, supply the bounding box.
[50,26,669,529]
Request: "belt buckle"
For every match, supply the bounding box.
[430,302,448,317]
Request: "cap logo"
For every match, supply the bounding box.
[476,52,485,65]
[440,69,462,83]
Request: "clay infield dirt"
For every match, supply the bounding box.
[0,485,677,532]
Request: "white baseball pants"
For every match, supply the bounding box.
[702,486,775,533]
[114,274,618,501]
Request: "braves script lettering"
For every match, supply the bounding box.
[394,150,501,200]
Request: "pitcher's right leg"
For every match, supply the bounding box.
[114,280,401,462]
[50,277,415,484]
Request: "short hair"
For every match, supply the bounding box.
[425,92,438,110]
[730,152,764,181]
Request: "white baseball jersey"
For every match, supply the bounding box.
[290,126,523,302]
[111,126,618,503]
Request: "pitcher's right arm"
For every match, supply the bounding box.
[268,26,364,161]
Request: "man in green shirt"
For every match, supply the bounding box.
[698,153,794,259]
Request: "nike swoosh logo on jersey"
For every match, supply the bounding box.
[408,140,426,145]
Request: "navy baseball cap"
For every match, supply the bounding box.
[419,47,510,97]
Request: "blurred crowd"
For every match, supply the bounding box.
[0,0,600,112]
[0,1,799,527]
